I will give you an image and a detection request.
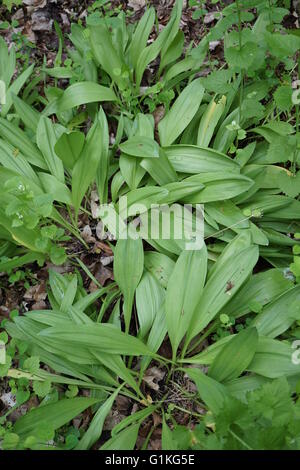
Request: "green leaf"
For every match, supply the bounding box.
[76,388,120,450]
[162,416,178,450]
[100,423,140,450]
[222,268,292,319]
[165,145,240,174]
[166,245,207,358]
[278,172,300,198]
[248,337,300,378]
[45,82,117,115]
[225,42,256,70]
[185,239,259,346]
[128,7,155,71]
[251,285,300,338]
[208,327,259,383]
[13,397,98,437]
[197,96,226,148]
[1,64,34,117]
[33,379,52,398]
[0,118,46,170]
[39,322,153,356]
[184,368,229,414]
[36,117,65,183]
[54,131,85,170]
[96,107,110,203]
[72,111,103,216]
[136,271,165,339]
[119,136,160,158]
[144,251,175,288]
[114,238,144,333]
[274,85,293,112]
[158,79,205,146]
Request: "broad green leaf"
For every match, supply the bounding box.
[158,79,205,146]
[93,351,141,396]
[136,271,165,339]
[135,0,183,88]
[251,285,300,338]
[185,242,259,346]
[54,131,85,170]
[166,245,207,358]
[1,64,34,117]
[140,148,178,185]
[0,138,41,187]
[72,112,103,216]
[164,145,240,174]
[87,17,128,89]
[182,173,254,203]
[128,8,155,70]
[36,117,65,183]
[0,118,46,170]
[39,322,153,356]
[114,237,144,333]
[45,82,117,115]
[248,337,300,378]
[119,136,160,158]
[13,397,98,437]
[222,268,292,319]
[96,107,110,203]
[197,95,226,147]
[39,173,72,205]
[208,327,259,383]
[11,93,40,133]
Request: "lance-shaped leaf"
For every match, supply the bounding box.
[185,240,259,348]
[36,116,65,183]
[114,237,144,333]
[248,337,300,378]
[1,63,34,117]
[45,82,117,115]
[182,173,254,203]
[39,322,152,356]
[135,0,183,89]
[197,95,226,147]
[76,388,120,450]
[158,79,204,146]
[164,144,240,174]
[222,268,292,319]
[0,117,46,170]
[136,271,165,339]
[100,423,140,450]
[128,7,156,71]
[251,285,300,338]
[13,397,98,437]
[208,327,259,383]
[72,111,103,217]
[96,107,110,203]
[166,245,207,359]
[11,93,40,133]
